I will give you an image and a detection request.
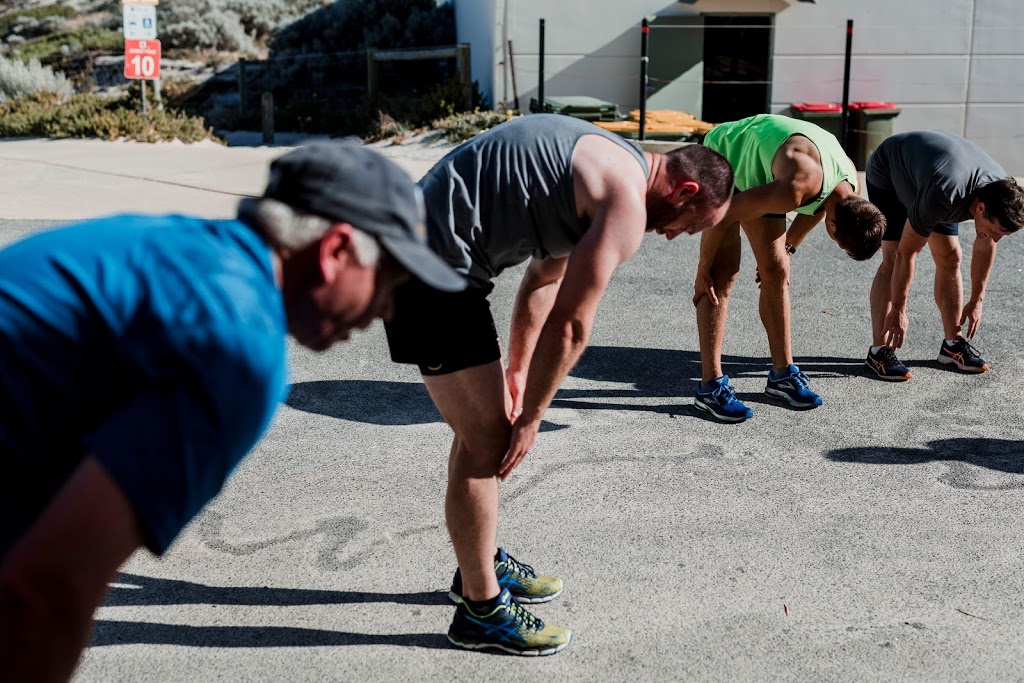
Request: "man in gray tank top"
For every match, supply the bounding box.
[384,114,734,655]
[864,131,1024,381]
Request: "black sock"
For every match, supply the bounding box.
[464,593,502,611]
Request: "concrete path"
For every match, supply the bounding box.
[1,136,1022,682]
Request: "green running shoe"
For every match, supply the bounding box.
[447,588,572,656]
[449,548,563,604]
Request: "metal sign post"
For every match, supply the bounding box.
[123,0,159,115]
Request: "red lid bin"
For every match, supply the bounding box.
[791,102,843,113]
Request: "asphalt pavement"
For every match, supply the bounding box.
[1,136,1022,682]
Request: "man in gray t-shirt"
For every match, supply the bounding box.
[384,114,734,655]
[863,130,1024,380]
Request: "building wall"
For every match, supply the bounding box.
[454,0,1024,172]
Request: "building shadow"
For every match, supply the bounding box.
[104,573,449,608]
[827,437,1024,476]
[90,621,448,649]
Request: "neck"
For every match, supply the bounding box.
[645,152,667,195]
[823,179,854,213]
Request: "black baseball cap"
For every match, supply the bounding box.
[264,139,465,292]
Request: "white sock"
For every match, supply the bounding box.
[870,345,884,354]
[944,338,958,346]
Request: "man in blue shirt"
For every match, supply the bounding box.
[0,140,463,681]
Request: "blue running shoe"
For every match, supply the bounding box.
[448,588,572,656]
[694,375,753,423]
[764,364,822,409]
[450,548,562,604]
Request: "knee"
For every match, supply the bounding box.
[932,245,962,271]
[757,259,790,287]
[710,259,741,295]
[452,421,511,475]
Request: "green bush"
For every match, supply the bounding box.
[0,92,223,143]
[432,109,514,143]
[0,4,76,37]
[13,26,122,65]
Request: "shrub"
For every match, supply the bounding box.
[0,91,222,143]
[433,109,514,143]
[0,4,76,37]
[13,26,122,64]
[0,55,72,101]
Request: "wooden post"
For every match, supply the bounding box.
[261,92,274,145]
[238,57,248,117]
[366,48,378,113]
[458,43,472,110]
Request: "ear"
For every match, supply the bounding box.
[974,200,987,219]
[677,181,700,199]
[318,223,354,284]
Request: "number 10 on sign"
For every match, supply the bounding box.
[124,39,161,80]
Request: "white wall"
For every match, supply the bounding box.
[454,0,1024,172]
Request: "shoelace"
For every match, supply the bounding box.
[878,347,901,368]
[951,338,983,359]
[709,382,740,404]
[504,553,537,579]
[790,371,811,387]
[507,598,543,631]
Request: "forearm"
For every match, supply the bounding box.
[508,279,561,376]
[969,238,997,302]
[1,575,100,682]
[890,252,917,312]
[517,316,589,423]
[785,213,823,249]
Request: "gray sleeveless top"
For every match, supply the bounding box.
[418,114,649,288]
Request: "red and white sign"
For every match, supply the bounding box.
[124,39,160,80]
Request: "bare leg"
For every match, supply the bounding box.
[696,223,742,383]
[870,242,899,346]
[928,233,964,340]
[743,217,791,372]
[424,361,510,602]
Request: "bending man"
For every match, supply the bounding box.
[866,130,1024,379]
[385,114,733,656]
[692,113,885,422]
[0,141,463,682]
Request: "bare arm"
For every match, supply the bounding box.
[960,234,998,338]
[506,255,569,417]
[785,212,825,249]
[1,456,143,682]
[884,221,929,348]
[498,200,646,479]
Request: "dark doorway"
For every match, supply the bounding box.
[701,15,772,124]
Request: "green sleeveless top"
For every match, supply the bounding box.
[703,114,858,215]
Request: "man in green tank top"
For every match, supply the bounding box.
[692,113,886,422]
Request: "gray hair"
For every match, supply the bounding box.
[238,197,380,266]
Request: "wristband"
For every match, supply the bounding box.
[785,242,796,255]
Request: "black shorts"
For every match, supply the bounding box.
[867,180,958,241]
[384,279,501,376]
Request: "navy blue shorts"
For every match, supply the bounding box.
[384,279,501,376]
[867,181,958,241]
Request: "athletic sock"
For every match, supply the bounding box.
[871,345,884,354]
[944,338,959,346]
[463,593,503,612]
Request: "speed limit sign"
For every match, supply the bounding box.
[124,39,161,80]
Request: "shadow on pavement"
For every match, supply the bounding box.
[106,573,449,607]
[285,380,567,432]
[90,621,449,649]
[827,437,1024,475]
